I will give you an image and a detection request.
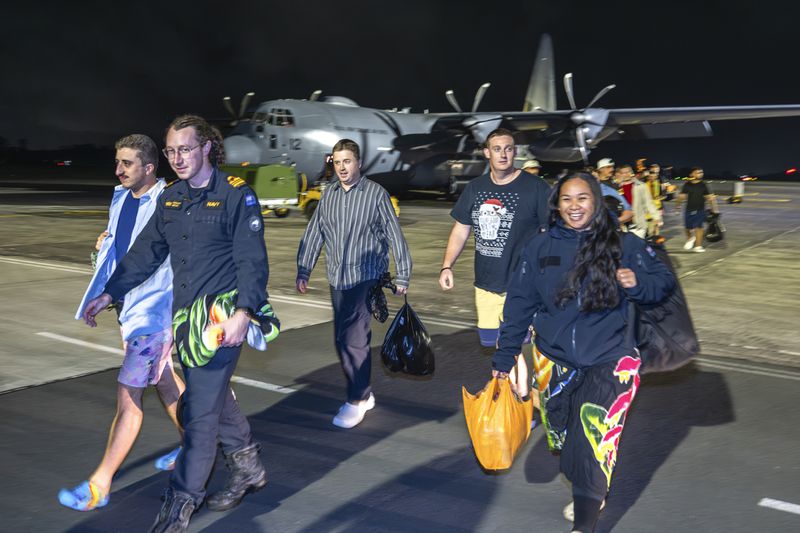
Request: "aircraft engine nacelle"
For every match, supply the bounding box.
[571,108,609,147]
[224,135,263,165]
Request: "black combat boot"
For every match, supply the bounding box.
[206,442,267,511]
[148,488,195,533]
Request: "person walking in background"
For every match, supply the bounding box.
[644,167,665,236]
[676,167,718,252]
[522,158,542,177]
[297,138,411,429]
[439,128,550,350]
[616,164,660,238]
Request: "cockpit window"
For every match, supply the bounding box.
[252,112,268,123]
[268,108,294,127]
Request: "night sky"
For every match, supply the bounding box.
[2,0,799,174]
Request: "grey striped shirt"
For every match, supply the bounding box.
[297,177,412,290]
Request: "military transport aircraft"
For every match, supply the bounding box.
[223,34,800,194]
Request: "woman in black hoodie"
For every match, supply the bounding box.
[492,172,676,532]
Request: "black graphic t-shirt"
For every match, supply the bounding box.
[451,171,551,293]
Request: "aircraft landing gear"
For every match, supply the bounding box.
[445,175,461,201]
[261,207,291,218]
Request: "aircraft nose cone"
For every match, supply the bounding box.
[224,135,262,164]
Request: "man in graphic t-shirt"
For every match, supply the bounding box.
[439,128,550,353]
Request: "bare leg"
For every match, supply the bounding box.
[89,384,145,495]
[155,364,185,436]
[694,227,704,247]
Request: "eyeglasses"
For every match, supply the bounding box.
[162,144,201,160]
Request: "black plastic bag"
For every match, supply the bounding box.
[367,273,395,323]
[629,238,700,373]
[705,212,725,242]
[381,296,435,375]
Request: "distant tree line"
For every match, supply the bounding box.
[0,136,110,167]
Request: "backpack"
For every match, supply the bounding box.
[627,238,700,373]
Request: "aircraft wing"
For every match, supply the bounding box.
[398,104,800,154]
[432,104,800,131]
[605,105,800,125]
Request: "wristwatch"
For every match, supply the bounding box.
[236,306,256,319]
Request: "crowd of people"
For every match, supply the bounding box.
[582,157,719,251]
[55,118,713,532]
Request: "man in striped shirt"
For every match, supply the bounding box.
[296,139,412,429]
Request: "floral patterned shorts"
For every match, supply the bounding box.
[118,328,174,388]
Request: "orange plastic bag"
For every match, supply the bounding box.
[462,376,533,470]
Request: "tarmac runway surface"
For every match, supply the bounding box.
[0,172,798,532]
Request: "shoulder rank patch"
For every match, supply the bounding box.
[205,200,223,209]
[227,175,246,188]
[164,179,179,189]
[248,215,262,232]
[165,200,182,209]
[244,194,258,207]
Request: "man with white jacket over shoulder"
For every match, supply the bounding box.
[58,134,184,512]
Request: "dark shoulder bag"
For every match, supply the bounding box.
[627,238,700,373]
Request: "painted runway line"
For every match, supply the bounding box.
[229,376,297,394]
[36,331,123,355]
[35,331,298,395]
[14,256,800,383]
[758,497,800,516]
[0,255,93,275]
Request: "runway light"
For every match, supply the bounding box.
[786,168,797,175]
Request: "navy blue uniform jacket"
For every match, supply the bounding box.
[493,222,675,372]
[105,167,269,312]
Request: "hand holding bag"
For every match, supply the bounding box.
[380,295,435,375]
[462,377,533,470]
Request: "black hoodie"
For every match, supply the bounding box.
[493,222,676,372]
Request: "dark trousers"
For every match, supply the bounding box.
[330,280,375,403]
[171,345,252,502]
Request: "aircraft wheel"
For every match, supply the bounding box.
[304,200,319,219]
[445,176,461,200]
[275,208,290,218]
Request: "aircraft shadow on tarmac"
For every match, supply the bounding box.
[65,331,734,533]
[67,328,499,532]
[522,364,735,533]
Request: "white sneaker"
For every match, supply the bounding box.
[693,246,706,253]
[683,237,696,250]
[563,499,606,522]
[563,501,574,522]
[332,393,375,428]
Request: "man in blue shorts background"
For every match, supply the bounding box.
[676,166,718,253]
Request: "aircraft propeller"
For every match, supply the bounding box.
[445,82,491,113]
[222,92,255,126]
[562,73,615,164]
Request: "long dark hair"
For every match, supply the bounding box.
[551,173,623,312]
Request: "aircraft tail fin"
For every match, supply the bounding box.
[523,34,556,112]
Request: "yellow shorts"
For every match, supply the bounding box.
[475,287,506,330]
